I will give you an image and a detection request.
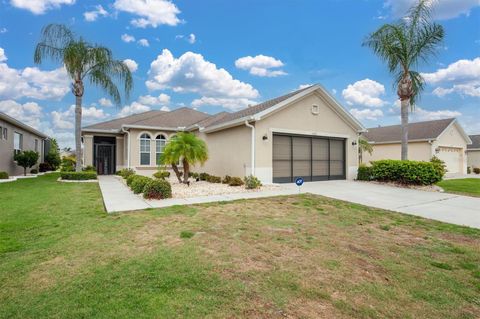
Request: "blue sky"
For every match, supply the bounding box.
[0,0,479,148]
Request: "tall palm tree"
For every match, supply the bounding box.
[363,0,444,160]
[162,132,208,184]
[34,24,133,171]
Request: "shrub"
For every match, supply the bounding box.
[474,167,480,175]
[244,175,262,189]
[83,165,96,172]
[61,156,76,172]
[45,152,61,170]
[228,176,244,186]
[222,175,232,184]
[153,170,170,179]
[357,164,372,181]
[60,171,97,180]
[116,168,135,179]
[199,172,210,181]
[130,175,152,194]
[467,166,471,174]
[207,175,221,183]
[143,179,172,199]
[189,172,199,179]
[126,174,137,187]
[0,171,9,179]
[39,162,52,172]
[14,150,39,176]
[30,169,38,174]
[370,160,443,185]
[430,156,447,177]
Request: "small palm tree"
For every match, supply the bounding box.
[162,132,208,184]
[358,138,373,164]
[363,0,444,160]
[34,24,133,171]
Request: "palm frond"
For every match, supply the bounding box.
[410,23,444,66]
[34,24,74,65]
[87,69,121,105]
[408,70,425,108]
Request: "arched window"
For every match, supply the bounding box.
[155,134,166,165]
[139,133,151,165]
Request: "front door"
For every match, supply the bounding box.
[95,144,115,175]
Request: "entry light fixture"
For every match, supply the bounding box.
[351,141,357,146]
[262,135,268,141]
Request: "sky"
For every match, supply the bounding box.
[0,0,479,148]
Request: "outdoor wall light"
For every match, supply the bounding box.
[262,135,268,141]
[351,141,357,146]
[435,147,440,154]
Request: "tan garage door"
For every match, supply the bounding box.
[437,147,462,174]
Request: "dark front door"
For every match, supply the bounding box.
[95,144,115,175]
[272,133,346,183]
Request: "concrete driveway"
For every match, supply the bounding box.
[289,180,480,229]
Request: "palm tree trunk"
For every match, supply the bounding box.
[400,98,409,160]
[182,158,189,184]
[75,95,83,172]
[171,163,183,183]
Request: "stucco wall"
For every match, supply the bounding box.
[467,150,480,169]
[434,123,468,174]
[83,135,94,166]
[0,118,44,176]
[362,142,432,163]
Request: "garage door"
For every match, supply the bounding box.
[437,147,462,174]
[273,134,346,183]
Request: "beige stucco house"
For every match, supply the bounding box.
[362,118,472,175]
[467,135,480,170]
[0,111,48,176]
[82,85,366,183]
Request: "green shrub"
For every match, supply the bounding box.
[467,166,471,174]
[0,171,9,179]
[228,176,244,186]
[357,164,372,181]
[83,165,96,172]
[199,172,210,181]
[14,150,39,176]
[207,175,221,183]
[474,167,480,175]
[45,152,61,170]
[39,162,52,172]
[370,160,443,185]
[189,172,199,179]
[244,175,262,189]
[30,169,38,174]
[222,175,232,184]
[116,168,135,179]
[430,156,447,177]
[153,170,170,179]
[126,174,137,187]
[60,156,76,172]
[143,179,172,199]
[60,171,97,180]
[130,175,152,194]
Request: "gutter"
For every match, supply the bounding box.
[121,127,131,168]
[245,120,255,176]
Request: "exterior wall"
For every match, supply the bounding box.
[83,135,94,166]
[254,92,359,182]
[434,123,468,174]
[82,133,124,171]
[363,141,432,164]
[116,136,124,170]
[0,118,44,176]
[467,150,480,169]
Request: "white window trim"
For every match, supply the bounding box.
[139,133,151,166]
[14,131,23,151]
[155,134,167,166]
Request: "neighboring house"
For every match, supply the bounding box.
[82,85,366,183]
[362,118,472,175]
[0,112,48,176]
[467,135,480,170]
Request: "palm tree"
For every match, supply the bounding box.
[34,24,133,171]
[358,138,373,164]
[162,132,208,184]
[363,0,444,160]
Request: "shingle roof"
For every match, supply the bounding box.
[468,135,480,149]
[363,118,455,143]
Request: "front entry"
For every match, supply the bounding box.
[272,133,346,183]
[93,136,116,175]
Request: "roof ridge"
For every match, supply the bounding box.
[83,109,161,129]
[367,118,455,130]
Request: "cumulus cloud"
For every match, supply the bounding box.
[0,28,7,34]
[99,98,113,107]
[118,102,151,117]
[52,105,109,129]
[389,100,461,121]
[123,59,138,72]
[84,4,108,22]
[235,54,287,77]
[0,100,43,128]
[422,57,480,98]
[10,0,75,14]
[188,33,196,44]
[342,79,387,108]
[384,0,479,20]
[349,108,384,120]
[113,0,181,28]
[138,93,170,106]
[121,33,135,43]
[137,38,150,47]
[191,97,257,111]
[0,48,7,62]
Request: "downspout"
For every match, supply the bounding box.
[245,120,255,176]
[121,126,131,168]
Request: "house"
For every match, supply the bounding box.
[0,111,48,176]
[467,135,480,170]
[82,85,366,183]
[362,118,472,175]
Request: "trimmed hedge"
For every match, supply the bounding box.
[357,164,373,181]
[244,175,262,189]
[474,167,480,175]
[143,179,172,199]
[370,159,443,185]
[0,171,9,179]
[222,175,232,184]
[207,175,221,183]
[60,171,97,180]
[199,172,209,181]
[153,171,170,179]
[130,175,152,194]
[116,168,135,179]
[228,176,244,186]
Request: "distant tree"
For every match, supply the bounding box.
[15,151,39,176]
[45,138,61,170]
[358,138,373,164]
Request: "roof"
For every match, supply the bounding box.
[0,111,48,138]
[468,135,480,150]
[363,118,456,143]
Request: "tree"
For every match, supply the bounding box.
[363,0,444,160]
[162,132,208,184]
[358,138,373,164]
[14,151,39,176]
[45,138,61,170]
[34,24,133,171]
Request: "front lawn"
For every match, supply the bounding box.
[1,174,479,318]
[437,178,480,197]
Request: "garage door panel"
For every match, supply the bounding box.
[312,160,328,177]
[437,147,461,174]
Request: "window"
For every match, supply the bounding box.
[35,139,39,152]
[14,132,23,154]
[0,126,2,140]
[2,127,6,140]
[139,133,151,165]
[155,134,166,165]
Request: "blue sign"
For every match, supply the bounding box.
[295,177,304,186]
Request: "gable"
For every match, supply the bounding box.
[437,122,469,148]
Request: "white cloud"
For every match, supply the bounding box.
[84,4,108,22]
[146,49,259,100]
[422,57,480,98]
[0,100,43,128]
[0,28,7,34]
[350,108,384,120]
[138,93,170,106]
[385,0,480,20]
[10,0,75,14]
[121,33,135,43]
[191,97,257,111]
[342,79,387,108]
[188,33,196,44]
[52,105,109,129]
[138,38,150,47]
[297,84,313,90]
[99,98,113,107]
[123,59,138,72]
[235,54,287,77]
[113,0,181,28]
[413,108,462,121]
[51,110,73,129]
[0,48,7,62]
[118,102,151,117]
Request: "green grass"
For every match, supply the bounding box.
[1,174,479,318]
[437,178,480,197]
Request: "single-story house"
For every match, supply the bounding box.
[82,84,366,183]
[0,111,48,176]
[467,135,480,170]
[362,118,472,175]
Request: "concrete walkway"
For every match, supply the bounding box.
[98,176,480,229]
